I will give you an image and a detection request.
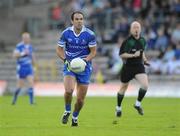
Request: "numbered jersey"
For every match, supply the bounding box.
[58,26,97,61]
[14,42,34,67]
[14,42,34,79]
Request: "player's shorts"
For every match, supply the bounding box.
[120,64,145,83]
[63,62,92,85]
[17,65,34,79]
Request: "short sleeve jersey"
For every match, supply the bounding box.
[119,36,147,65]
[57,26,97,61]
[14,42,34,67]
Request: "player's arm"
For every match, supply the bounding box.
[56,46,65,62]
[57,31,66,62]
[13,50,21,58]
[84,46,96,62]
[13,49,28,59]
[84,33,97,62]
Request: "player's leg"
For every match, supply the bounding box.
[116,82,129,117]
[27,75,34,104]
[62,75,76,124]
[12,78,24,105]
[71,65,92,126]
[134,73,148,115]
[72,83,88,126]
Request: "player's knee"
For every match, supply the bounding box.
[65,91,73,96]
[65,88,74,93]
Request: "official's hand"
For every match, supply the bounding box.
[144,61,150,66]
[134,51,140,57]
[140,50,143,57]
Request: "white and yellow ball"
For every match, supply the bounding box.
[70,58,86,73]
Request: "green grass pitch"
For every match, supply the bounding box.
[0,96,179,136]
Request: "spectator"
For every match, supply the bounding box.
[48,3,64,29]
[155,27,169,52]
[171,23,180,45]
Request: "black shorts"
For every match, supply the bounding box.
[120,64,145,83]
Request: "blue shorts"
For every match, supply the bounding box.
[63,62,93,85]
[17,65,34,79]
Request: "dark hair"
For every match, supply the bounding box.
[71,11,84,20]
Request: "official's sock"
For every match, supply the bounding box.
[137,88,147,102]
[72,111,79,120]
[12,88,21,104]
[135,100,141,107]
[28,87,34,104]
[65,104,71,113]
[116,106,122,111]
[117,93,124,107]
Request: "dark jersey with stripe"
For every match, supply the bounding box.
[119,35,147,65]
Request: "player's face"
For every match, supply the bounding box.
[130,23,141,38]
[22,34,31,44]
[24,37,30,44]
[72,13,84,31]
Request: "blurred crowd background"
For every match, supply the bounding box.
[0,0,180,89]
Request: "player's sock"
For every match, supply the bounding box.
[72,111,79,119]
[65,104,71,113]
[117,93,124,107]
[72,111,79,126]
[12,88,21,104]
[137,88,147,103]
[28,87,34,104]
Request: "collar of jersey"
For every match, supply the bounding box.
[20,41,30,46]
[130,35,141,40]
[70,25,85,37]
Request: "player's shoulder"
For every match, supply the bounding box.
[60,27,72,35]
[16,41,24,48]
[84,27,95,36]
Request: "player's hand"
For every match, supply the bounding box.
[25,49,29,55]
[134,51,140,57]
[82,58,88,64]
[21,49,29,57]
[64,59,71,71]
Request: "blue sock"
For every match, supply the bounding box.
[72,111,79,119]
[65,104,71,112]
[12,88,21,104]
[28,87,34,104]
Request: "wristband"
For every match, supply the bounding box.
[20,52,26,57]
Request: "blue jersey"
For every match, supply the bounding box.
[14,42,34,67]
[57,26,97,84]
[58,26,97,61]
[14,42,34,79]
